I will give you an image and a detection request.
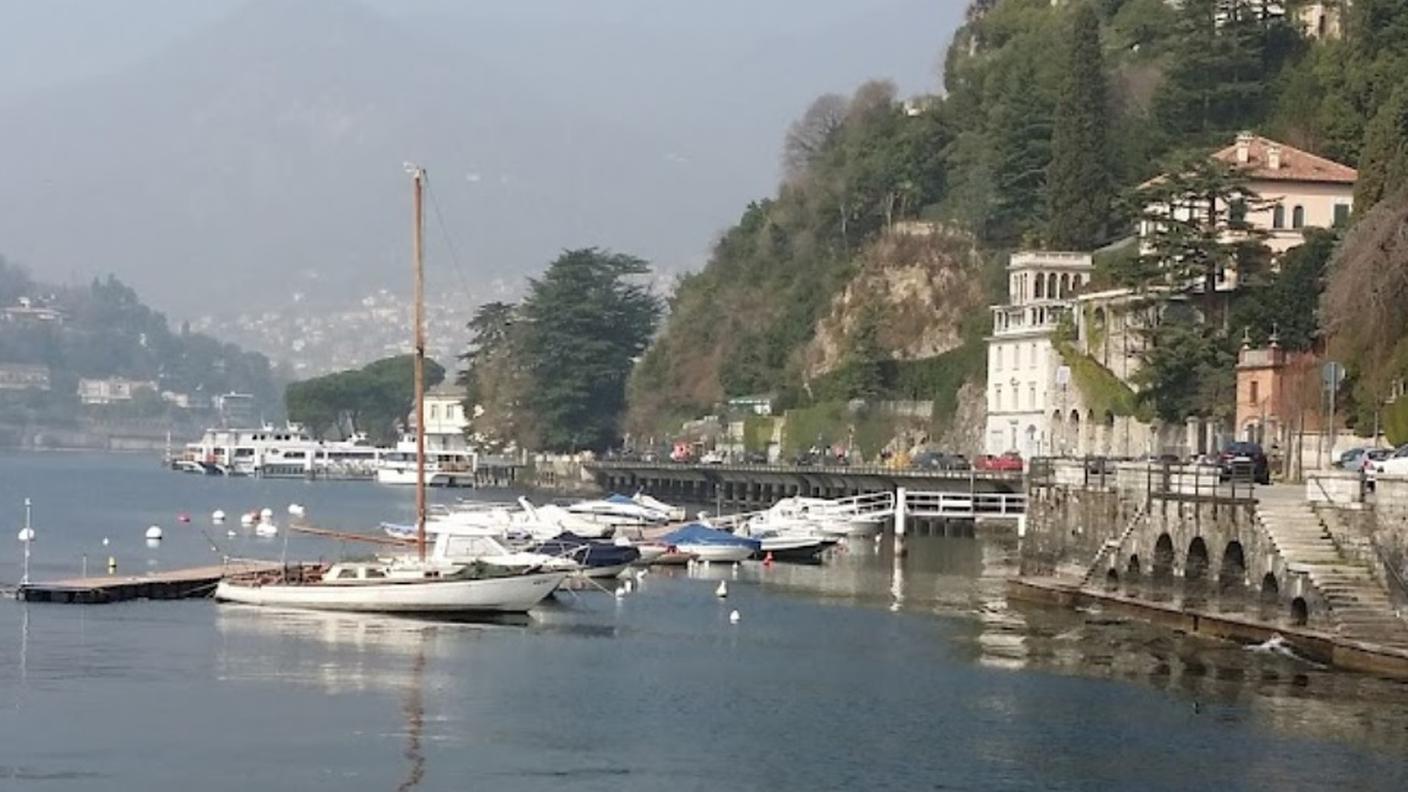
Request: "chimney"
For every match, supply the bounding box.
[1267,145,1282,171]
[1236,131,1253,165]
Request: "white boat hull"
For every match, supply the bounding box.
[577,562,631,580]
[214,571,567,614]
[816,518,884,538]
[677,544,754,563]
[376,468,469,487]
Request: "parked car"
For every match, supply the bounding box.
[745,451,769,465]
[1336,447,1373,471]
[1217,441,1270,485]
[912,451,970,471]
[975,452,1024,472]
[700,450,725,465]
[1372,445,1408,477]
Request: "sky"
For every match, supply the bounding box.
[0,0,966,315]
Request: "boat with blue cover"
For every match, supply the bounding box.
[659,523,761,563]
[527,533,641,579]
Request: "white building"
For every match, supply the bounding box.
[77,377,157,405]
[412,383,470,452]
[984,251,1092,457]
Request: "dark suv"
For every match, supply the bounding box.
[1218,441,1270,485]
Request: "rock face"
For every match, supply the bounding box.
[936,381,988,455]
[804,229,986,379]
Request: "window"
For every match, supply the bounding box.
[1029,384,1037,409]
[995,385,1003,409]
[1250,380,1260,404]
[1272,204,1285,229]
[1029,343,1037,369]
[1035,274,1045,299]
[1292,205,1305,229]
[1333,203,1350,227]
[995,346,1002,371]
[430,405,439,420]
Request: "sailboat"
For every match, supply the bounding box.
[215,165,567,614]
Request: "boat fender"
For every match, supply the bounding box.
[729,610,740,624]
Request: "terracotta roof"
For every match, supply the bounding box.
[1212,134,1358,184]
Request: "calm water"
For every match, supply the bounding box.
[2,452,1407,791]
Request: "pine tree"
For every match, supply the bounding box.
[1046,2,1114,250]
[1355,84,1408,213]
[986,59,1052,243]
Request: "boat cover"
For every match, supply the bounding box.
[660,523,761,550]
[529,533,641,567]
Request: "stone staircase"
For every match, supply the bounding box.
[1079,504,1146,588]
[1257,492,1408,651]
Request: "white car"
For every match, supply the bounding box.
[700,450,726,465]
[1373,445,1408,478]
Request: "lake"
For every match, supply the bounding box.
[2,452,1406,790]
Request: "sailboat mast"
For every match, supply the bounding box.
[411,165,427,561]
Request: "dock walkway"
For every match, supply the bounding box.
[17,560,284,604]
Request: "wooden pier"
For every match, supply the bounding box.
[16,560,285,604]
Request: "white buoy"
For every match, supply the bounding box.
[287,503,306,518]
[226,529,237,537]
[729,609,741,624]
[715,580,728,598]
[17,527,35,542]
[145,525,163,540]
[259,507,274,521]
[240,512,256,527]
[212,510,226,524]
[102,537,110,547]
[255,522,278,537]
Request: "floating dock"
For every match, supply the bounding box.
[16,560,285,604]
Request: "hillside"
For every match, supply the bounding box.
[625,0,1408,452]
[0,256,280,438]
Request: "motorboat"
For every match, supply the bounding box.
[214,560,567,614]
[566,494,671,529]
[376,437,475,487]
[747,529,832,563]
[631,492,686,522]
[658,523,760,563]
[764,496,886,538]
[527,533,640,579]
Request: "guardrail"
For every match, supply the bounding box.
[587,460,1024,482]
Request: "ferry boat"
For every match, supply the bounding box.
[175,424,384,479]
[375,434,475,486]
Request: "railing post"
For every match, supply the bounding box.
[895,486,907,539]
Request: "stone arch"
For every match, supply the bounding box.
[1085,409,1097,451]
[1069,410,1082,454]
[1035,273,1045,299]
[1260,573,1279,604]
[1105,568,1120,590]
[1219,541,1247,592]
[1126,554,1142,581]
[1290,597,1309,626]
[1101,410,1115,455]
[1152,534,1175,582]
[1072,274,1083,292]
[1047,272,1059,299]
[1185,537,1210,582]
[1060,273,1070,298]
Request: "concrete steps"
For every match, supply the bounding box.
[1256,494,1408,649]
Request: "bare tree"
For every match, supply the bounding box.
[1322,191,1408,401]
[782,93,847,179]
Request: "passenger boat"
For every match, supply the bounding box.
[375,436,475,486]
[659,523,760,563]
[175,424,382,479]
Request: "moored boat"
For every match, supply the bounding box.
[659,523,760,563]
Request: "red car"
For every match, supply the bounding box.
[975,452,1024,472]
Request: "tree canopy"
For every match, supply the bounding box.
[285,355,445,443]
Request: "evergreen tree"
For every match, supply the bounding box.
[519,248,662,452]
[1047,2,1114,250]
[986,59,1052,242]
[1153,0,1290,143]
[1355,84,1408,213]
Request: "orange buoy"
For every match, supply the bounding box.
[763,551,774,567]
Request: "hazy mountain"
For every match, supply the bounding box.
[0,0,962,315]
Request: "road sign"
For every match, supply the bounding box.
[1322,360,1345,389]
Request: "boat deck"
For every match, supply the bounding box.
[16,560,286,604]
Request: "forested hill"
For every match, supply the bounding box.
[0,256,281,426]
[627,0,1408,443]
